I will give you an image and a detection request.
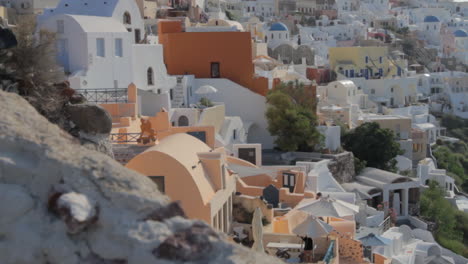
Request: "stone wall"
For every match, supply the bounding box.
[323,151,356,183]
[331,231,366,263]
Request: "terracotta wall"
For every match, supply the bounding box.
[279,189,315,207]
[101,83,138,119]
[148,110,216,148]
[374,253,391,264]
[158,126,215,148]
[125,152,212,223]
[307,68,331,84]
[158,21,269,96]
[236,178,264,196]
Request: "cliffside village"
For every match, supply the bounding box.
[1,0,468,263]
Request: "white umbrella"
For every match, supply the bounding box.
[195,85,218,95]
[296,197,359,218]
[358,233,391,247]
[292,215,334,238]
[251,207,264,253]
[359,233,391,262]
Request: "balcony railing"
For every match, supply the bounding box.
[110,133,140,143]
[322,240,335,264]
[378,216,392,234]
[76,88,128,103]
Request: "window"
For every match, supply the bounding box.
[379,57,382,64]
[283,173,296,192]
[123,12,131,24]
[96,38,105,57]
[170,88,173,100]
[187,131,206,143]
[178,115,189,126]
[238,148,256,164]
[148,176,165,194]
[115,38,123,57]
[365,56,369,63]
[147,67,154,85]
[57,20,64,34]
[135,29,141,43]
[233,129,236,140]
[211,62,220,78]
[371,88,375,94]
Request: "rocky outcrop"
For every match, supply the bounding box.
[324,152,356,183]
[0,90,282,264]
[66,103,112,134]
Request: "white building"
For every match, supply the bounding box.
[417,158,455,197]
[38,0,177,114]
[418,15,441,46]
[40,15,134,90]
[453,29,468,65]
[0,0,59,14]
[373,226,455,264]
[41,0,145,41]
[241,0,275,18]
[352,76,419,109]
[264,22,291,48]
[355,168,420,219]
[317,80,371,128]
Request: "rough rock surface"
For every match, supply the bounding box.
[0,91,282,264]
[66,103,112,134]
[324,152,356,183]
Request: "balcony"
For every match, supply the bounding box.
[76,88,128,104]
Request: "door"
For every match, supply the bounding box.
[211,62,220,78]
[283,173,296,193]
[57,39,69,72]
[238,148,257,165]
[135,29,141,43]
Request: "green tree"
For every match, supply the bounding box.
[401,38,416,58]
[342,122,402,171]
[265,81,322,151]
[420,181,468,257]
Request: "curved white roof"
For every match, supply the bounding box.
[47,0,119,17]
[66,15,127,33]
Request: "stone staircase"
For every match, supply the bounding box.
[171,76,185,108]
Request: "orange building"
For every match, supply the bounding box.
[158,20,269,96]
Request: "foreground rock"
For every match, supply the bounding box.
[0,91,281,264]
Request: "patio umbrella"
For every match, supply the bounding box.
[353,189,372,200]
[359,233,391,262]
[358,233,391,247]
[195,85,218,95]
[292,215,334,238]
[296,197,359,218]
[251,207,264,253]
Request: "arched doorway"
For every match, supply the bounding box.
[178,115,189,126]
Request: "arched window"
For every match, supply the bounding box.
[147,67,154,85]
[178,115,189,126]
[123,12,131,25]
